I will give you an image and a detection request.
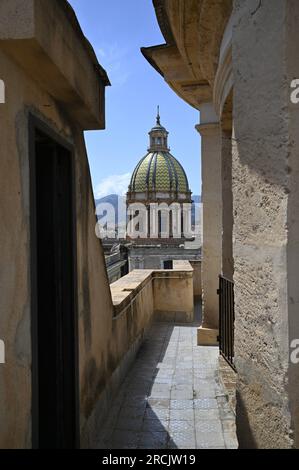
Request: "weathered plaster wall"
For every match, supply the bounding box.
[0,48,71,448]
[285,0,299,448]
[153,261,194,322]
[233,0,292,448]
[0,44,115,448]
[74,132,116,445]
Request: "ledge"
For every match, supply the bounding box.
[110,261,194,319]
[110,270,153,317]
[0,0,110,129]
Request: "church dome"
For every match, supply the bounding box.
[130,151,189,193]
[128,109,191,197]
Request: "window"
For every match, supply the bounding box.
[163,260,173,269]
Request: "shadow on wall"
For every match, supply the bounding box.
[236,391,257,449]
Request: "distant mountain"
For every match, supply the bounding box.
[95,194,126,226]
[95,194,119,211]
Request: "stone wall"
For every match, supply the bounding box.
[232,0,295,448]
[153,260,194,322]
[0,0,112,448]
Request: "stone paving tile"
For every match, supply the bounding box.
[170,408,194,421]
[110,430,140,449]
[171,384,194,400]
[193,387,217,399]
[193,398,218,409]
[115,416,144,432]
[123,394,148,407]
[168,432,196,449]
[195,431,225,449]
[118,406,145,421]
[224,432,239,449]
[194,408,220,420]
[195,419,222,433]
[97,318,238,450]
[138,431,168,449]
[142,419,169,432]
[145,407,170,421]
[170,399,194,410]
[147,398,170,409]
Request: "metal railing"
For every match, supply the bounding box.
[218,275,236,370]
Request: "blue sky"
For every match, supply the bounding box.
[68,0,201,197]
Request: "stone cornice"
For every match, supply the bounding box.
[142,0,232,111]
[195,123,220,136]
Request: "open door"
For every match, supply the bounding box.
[30,117,79,449]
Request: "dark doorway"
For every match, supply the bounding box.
[30,118,79,449]
[163,260,173,270]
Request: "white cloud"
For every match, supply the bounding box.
[95,43,130,87]
[94,172,131,198]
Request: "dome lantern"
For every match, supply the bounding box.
[148,106,170,152]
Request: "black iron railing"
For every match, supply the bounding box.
[218,275,236,370]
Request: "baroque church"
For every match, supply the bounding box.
[126,110,201,270]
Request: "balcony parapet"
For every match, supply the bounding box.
[110,261,194,321]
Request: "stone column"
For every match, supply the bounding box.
[196,103,222,345]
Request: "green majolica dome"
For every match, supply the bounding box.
[130,151,189,193]
[128,110,190,195]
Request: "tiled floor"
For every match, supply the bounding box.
[98,312,238,449]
